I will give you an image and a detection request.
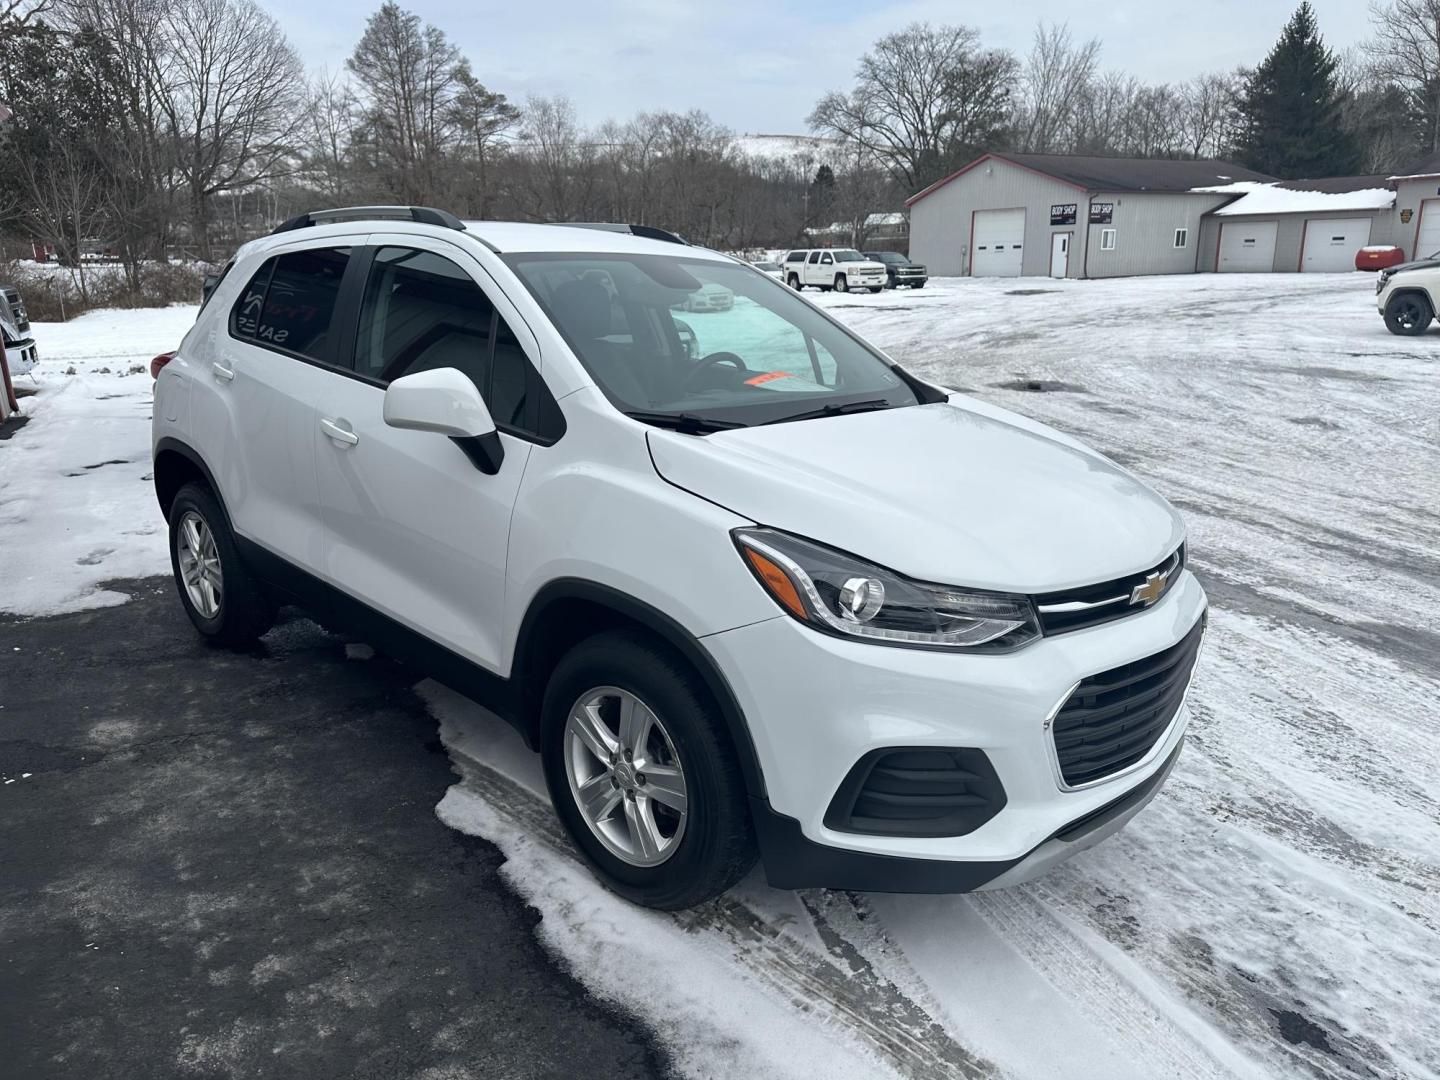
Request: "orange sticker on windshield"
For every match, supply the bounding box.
[744,372,792,386]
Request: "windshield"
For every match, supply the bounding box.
[832,250,866,263]
[503,252,922,427]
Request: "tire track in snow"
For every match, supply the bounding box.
[440,738,996,1080]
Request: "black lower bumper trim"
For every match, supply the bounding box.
[752,741,1183,892]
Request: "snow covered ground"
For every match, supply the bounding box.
[2,274,1436,1080]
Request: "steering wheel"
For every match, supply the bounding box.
[683,351,748,387]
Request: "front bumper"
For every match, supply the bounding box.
[4,338,38,376]
[702,569,1207,889]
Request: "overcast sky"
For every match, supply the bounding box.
[263,0,1374,134]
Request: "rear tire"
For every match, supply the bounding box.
[540,630,757,910]
[168,482,277,646]
[787,274,802,291]
[1384,292,1432,335]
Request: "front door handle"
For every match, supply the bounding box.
[320,417,359,446]
[211,361,234,382]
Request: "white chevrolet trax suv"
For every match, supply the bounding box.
[152,207,1207,910]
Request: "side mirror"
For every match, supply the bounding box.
[383,367,504,475]
[673,318,699,361]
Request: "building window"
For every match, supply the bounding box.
[1174,228,1189,249]
[1100,229,1117,251]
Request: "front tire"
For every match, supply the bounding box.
[1384,292,1432,335]
[834,275,849,293]
[867,286,883,293]
[540,630,756,910]
[168,482,277,646]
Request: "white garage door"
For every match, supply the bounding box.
[1414,199,1440,259]
[1217,222,1278,272]
[1301,218,1371,272]
[972,209,1025,277]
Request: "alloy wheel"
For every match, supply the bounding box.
[176,510,223,619]
[564,686,688,867]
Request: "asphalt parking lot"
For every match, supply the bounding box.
[0,580,672,1080]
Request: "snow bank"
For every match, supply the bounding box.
[0,306,196,615]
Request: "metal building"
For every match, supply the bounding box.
[906,153,1273,279]
[1194,177,1396,273]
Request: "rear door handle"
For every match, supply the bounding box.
[320,417,359,446]
[211,361,234,382]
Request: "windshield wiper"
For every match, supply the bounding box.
[762,398,894,426]
[625,410,747,435]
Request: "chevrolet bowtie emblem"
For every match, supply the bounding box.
[1129,571,1169,607]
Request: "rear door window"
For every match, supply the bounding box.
[230,247,351,363]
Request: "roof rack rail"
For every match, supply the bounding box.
[546,222,688,246]
[270,205,467,235]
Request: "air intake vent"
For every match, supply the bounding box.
[824,747,1006,838]
[1050,616,1205,788]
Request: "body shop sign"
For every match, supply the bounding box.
[1090,202,1115,224]
[1050,203,1078,226]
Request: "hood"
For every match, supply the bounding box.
[1382,257,1440,276]
[647,397,1185,593]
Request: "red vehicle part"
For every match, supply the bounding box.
[150,350,177,379]
[1356,246,1406,271]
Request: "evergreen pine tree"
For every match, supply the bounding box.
[1235,3,1362,178]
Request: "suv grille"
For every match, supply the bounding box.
[1050,616,1205,788]
[824,747,1006,838]
[1035,546,1184,635]
[2,288,29,334]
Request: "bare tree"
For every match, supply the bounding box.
[809,22,1017,192]
[512,95,590,220]
[1014,22,1101,153]
[301,67,355,200]
[346,1,463,204]
[1368,0,1440,153]
[448,60,519,217]
[158,0,304,258]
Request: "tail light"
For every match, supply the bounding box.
[150,351,176,379]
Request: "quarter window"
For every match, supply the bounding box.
[1173,228,1189,249]
[230,247,351,363]
[1100,229,1117,251]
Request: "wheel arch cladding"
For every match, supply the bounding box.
[514,578,768,800]
[154,437,223,521]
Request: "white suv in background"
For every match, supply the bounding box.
[1375,253,1440,335]
[152,207,1206,910]
[781,248,888,293]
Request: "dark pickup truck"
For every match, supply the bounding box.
[864,251,928,289]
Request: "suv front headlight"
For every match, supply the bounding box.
[733,527,1040,651]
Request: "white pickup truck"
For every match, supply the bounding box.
[780,248,888,293]
[1,284,37,377]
